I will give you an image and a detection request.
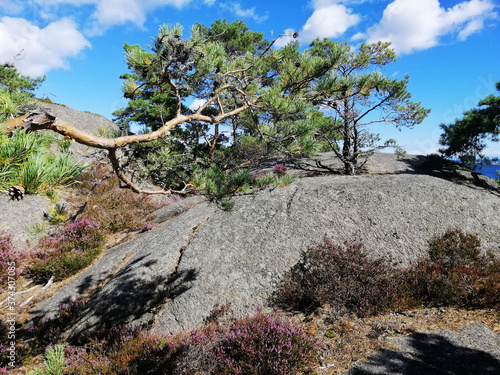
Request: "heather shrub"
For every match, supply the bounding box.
[77,164,169,233]
[403,229,500,308]
[275,239,401,317]
[27,299,88,350]
[207,310,319,375]
[0,232,28,293]
[62,310,318,375]
[64,325,160,374]
[0,319,32,370]
[27,219,104,284]
[272,163,288,177]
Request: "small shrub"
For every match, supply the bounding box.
[47,203,68,224]
[277,173,294,187]
[27,222,48,240]
[275,240,401,317]
[272,164,288,177]
[77,165,169,233]
[27,220,104,284]
[209,310,319,375]
[61,310,319,375]
[28,299,88,350]
[402,229,500,308]
[0,232,28,293]
[65,331,170,375]
[253,171,275,187]
[191,164,253,210]
[26,344,65,375]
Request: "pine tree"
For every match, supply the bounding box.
[0,63,44,123]
[308,40,430,174]
[439,81,500,169]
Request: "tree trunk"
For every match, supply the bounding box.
[208,123,219,161]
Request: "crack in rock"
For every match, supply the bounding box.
[286,186,299,215]
[172,217,210,275]
[152,217,211,332]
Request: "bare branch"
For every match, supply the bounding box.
[195,84,231,115]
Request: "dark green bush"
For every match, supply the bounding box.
[275,240,401,317]
[403,228,499,308]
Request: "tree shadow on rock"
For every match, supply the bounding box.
[64,253,198,341]
[346,330,500,375]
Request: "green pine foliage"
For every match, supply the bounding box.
[306,40,430,174]
[26,345,65,375]
[439,81,500,169]
[191,163,294,210]
[0,63,43,122]
[0,130,85,194]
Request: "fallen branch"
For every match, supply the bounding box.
[20,276,54,307]
[0,285,38,307]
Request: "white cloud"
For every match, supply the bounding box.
[234,4,268,23]
[33,0,96,5]
[365,0,496,54]
[90,0,194,34]
[29,0,194,34]
[275,0,360,46]
[189,98,206,111]
[301,2,360,42]
[91,0,146,29]
[0,17,91,77]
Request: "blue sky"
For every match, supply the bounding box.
[0,0,499,156]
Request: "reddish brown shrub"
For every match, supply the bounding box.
[403,229,500,308]
[275,240,401,317]
[62,310,319,375]
[76,163,171,233]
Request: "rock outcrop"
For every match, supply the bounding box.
[31,155,500,336]
[0,102,120,247]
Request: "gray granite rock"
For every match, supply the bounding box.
[344,323,500,375]
[31,171,500,338]
[0,194,50,250]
